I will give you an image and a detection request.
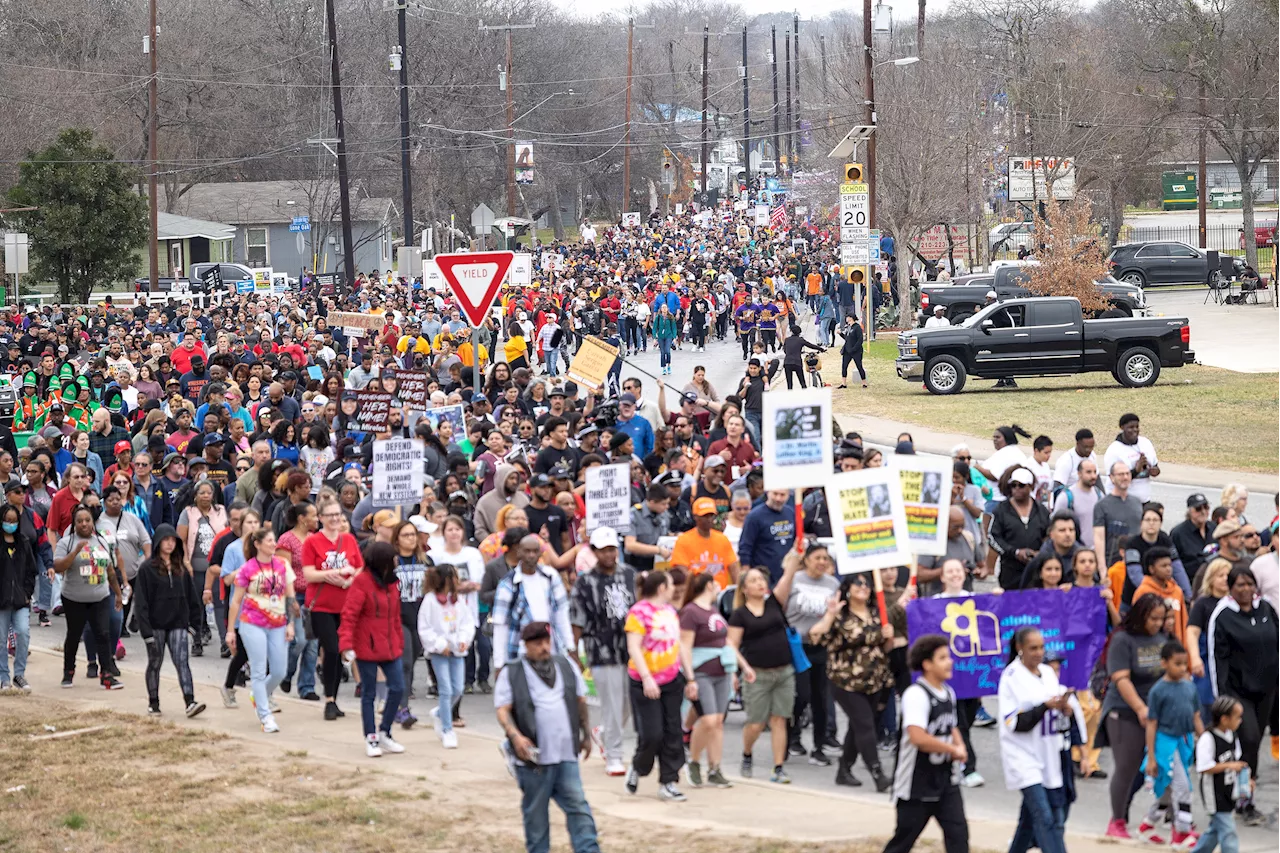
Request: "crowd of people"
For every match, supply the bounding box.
[0,210,1274,853]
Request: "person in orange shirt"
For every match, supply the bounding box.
[1132,546,1187,642]
[670,498,741,589]
[805,270,823,312]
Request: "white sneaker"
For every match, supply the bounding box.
[378,731,405,754]
[261,714,279,734]
[605,759,626,776]
[962,771,985,788]
[430,705,441,733]
[441,730,458,749]
[366,735,382,758]
[220,686,237,708]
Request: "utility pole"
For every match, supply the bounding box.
[863,0,877,229]
[770,27,781,173]
[1197,77,1207,250]
[784,33,792,174]
[700,24,709,198]
[624,17,634,211]
[793,16,801,172]
[505,31,515,217]
[820,34,829,127]
[479,20,536,219]
[325,0,357,293]
[741,28,751,194]
[395,1,414,254]
[146,0,158,292]
[621,19,654,213]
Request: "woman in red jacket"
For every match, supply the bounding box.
[339,541,406,758]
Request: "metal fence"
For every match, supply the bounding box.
[1114,222,1277,252]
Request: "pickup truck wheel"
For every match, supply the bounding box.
[1120,271,1145,287]
[924,355,967,395]
[1117,347,1161,388]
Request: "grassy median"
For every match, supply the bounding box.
[824,341,1278,474]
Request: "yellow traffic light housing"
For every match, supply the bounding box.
[848,267,866,284]
[844,163,864,182]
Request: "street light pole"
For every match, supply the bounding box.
[863,0,876,229]
[624,17,634,211]
[741,28,751,194]
[771,27,781,173]
[700,24,709,199]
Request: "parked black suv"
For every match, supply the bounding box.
[1107,241,1245,287]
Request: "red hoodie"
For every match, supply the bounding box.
[338,570,404,661]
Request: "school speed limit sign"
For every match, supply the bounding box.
[840,183,870,261]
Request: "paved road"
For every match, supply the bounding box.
[1145,287,1278,373]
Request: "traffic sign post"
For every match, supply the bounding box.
[434,250,515,403]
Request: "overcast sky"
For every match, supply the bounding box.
[550,0,945,22]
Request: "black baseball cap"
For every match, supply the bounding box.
[1186,493,1210,509]
[528,473,552,488]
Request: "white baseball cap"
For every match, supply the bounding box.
[589,527,619,549]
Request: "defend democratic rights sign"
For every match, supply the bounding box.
[372,438,425,505]
[905,588,1107,699]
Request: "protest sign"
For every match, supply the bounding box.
[354,391,393,432]
[567,335,619,390]
[329,312,382,337]
[372,438,425,506]
[584,462,632,534]
[825,467,911,576]
[894,456,953,556]
[386,369,430,409]
[314,272,338,296]
[761,388,832,491]
[906,588,1107,699]
[421,403,465,437]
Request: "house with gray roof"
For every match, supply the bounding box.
[158,179,397,277]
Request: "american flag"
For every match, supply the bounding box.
[770,204,787,228]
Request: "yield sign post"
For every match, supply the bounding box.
[434,250,515,402]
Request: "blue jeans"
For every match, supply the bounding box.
[356,658,404,738]
[616,317,630,350]
[1192,811,1238,853]
[37,570,61,612]
[545,347,561,376]
[657,336,672,368]
[465,629,492,687]
[286,614,318,695]
[0,607,30,681]
[237,622,288,722]
[1009,784,1067,853]
[515,761,600,853]
[431,653,465,734]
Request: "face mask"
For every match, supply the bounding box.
[1,522,17,534]
[88,506,102,521]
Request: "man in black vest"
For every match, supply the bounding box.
[494,621,600,853]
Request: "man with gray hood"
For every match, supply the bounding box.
[475,462,530,541]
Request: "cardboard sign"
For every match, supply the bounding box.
[354,391,393,432]
[825,468,911,575]
[388,369,430,410]
[895,456,953,556]
[584,462,632,535]
[567,335,619,390]
[329,312,383,335]
[372,438,425,506]
[761,388,832,491]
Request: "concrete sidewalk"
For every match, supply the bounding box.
[15,646,1271,853]
[836,410,1278,494]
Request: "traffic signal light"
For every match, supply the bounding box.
[848,267,866,285]
[844,163,864,182]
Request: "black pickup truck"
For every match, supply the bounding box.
[896,296,1194,394]
[916,265,1145,327]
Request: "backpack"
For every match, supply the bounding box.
[1088,631,1115,700]
[1061,482,1105,510]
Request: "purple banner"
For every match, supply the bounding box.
[905,588,1107,699]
